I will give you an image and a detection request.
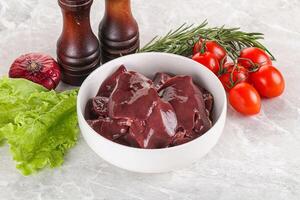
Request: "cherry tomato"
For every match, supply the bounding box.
[192,52,220,74]
[250,65,285,98]
[193,40,227,63]
[238,47,272,69]
[219,63,249,92]
[229,82,261,115]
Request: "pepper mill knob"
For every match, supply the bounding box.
[57,0,100,86]
[99,0,140,63]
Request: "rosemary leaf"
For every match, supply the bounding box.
[139,21,275,61]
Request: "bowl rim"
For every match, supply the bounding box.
[77,52,227,152]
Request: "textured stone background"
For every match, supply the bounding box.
[0,0,300,199]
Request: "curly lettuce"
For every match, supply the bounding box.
[0,78,78,175]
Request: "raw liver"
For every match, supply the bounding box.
[86,65,213,149]
[159,76,212,142]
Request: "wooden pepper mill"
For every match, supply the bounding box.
[57,0,100,86]
[99,0,140,63]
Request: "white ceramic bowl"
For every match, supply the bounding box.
[77,52,227,173]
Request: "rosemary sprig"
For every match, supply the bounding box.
[139,20,275,61]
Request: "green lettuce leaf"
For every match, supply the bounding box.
[0,77,47,129]
[0,77,79,175]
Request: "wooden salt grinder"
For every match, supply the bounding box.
[99,0,140,63]
[57,0,100,86]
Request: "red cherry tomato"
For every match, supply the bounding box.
[193,40,227,63]
[250,65,285,98]
[192,52,220,74]
[238,47,272,69]
[219,63,249,92]
[229,82,261,115]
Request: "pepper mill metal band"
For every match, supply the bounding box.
[99,0,140,63]
[57,0,100,86]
